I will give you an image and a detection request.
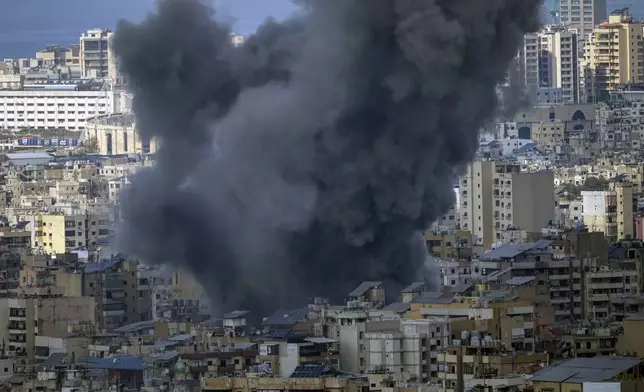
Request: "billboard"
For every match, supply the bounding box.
[17,137,79,147]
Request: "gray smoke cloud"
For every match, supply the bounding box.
[114,0,540,317]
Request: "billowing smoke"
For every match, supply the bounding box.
[114,0,540,316]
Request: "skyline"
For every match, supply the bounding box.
[0,0,295,59]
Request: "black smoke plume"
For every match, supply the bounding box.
[114,0,540,316]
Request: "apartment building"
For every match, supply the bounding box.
[560,0,608,41]
[437,339,548,392]
[523,25,580,103]
[0,87,118,131]
[201,373,368,392]
[0,297,37,360]
[460,161,554,249]
[597,100,644,151]
[82,257,139,331]
[561,325,621,357]
[582,181,634,241]
[28,212,111,254]
[406,292,537,352]
[35,45,79,68]
[483,242,588,323]
[364,319,451,383]
[585,10,644,94]
[586,265,639,319]
[79,29,114,79]
[425,231,473,261]
[531,120,566,151]
[0,232,27,292]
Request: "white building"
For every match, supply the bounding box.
[523,25,580,103]
[494,122,519,139]
[365,319,451,383]
[0,87,118,131]
[582,183,634,241]
[496,138,536,156]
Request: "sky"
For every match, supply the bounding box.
[0,0,296,59]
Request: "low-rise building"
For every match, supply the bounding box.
[437,340,547,392]
[529,356,644,392]
[201,367,369,392]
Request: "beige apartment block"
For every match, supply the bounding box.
[79,28,114,78]
[531,121,566,151]
[586,11,644,92]
[460,161,554,250]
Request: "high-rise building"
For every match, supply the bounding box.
[560,0,608,40]
[459,161,555,249]
[79,29,114,79]
[523,25,580,103]
[584,10,644,95]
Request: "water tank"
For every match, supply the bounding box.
[471,337,481,347]
[461,331,470,341]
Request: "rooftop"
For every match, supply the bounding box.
[263,307,309,327]
[504,276,536,286]
[382,302,411,314]
[79,355,146,371]
[349,281,382,297]
[37,353,69,372]
[168,334,195,342]
[113,320,155,334]
[411,292,455,304]
[482,240,552,260]
[530,356,642,383]
[6,152,54,160]
[84,258,122,274]
[402,282,427,293]
[224,310,250,319]
[86,113,135,127]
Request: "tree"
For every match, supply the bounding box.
[75,136,99,155]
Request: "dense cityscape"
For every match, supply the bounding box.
[0,1,643,392]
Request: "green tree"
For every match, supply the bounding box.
[75,136,99,155]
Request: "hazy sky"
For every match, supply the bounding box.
[0,0,296,59]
